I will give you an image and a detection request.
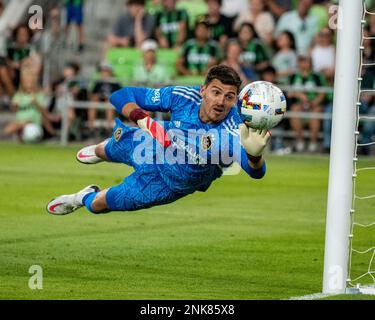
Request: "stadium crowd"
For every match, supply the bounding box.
[0,0,374,155]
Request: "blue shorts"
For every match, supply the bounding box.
[104,118,185,211]
[66,5,83,25]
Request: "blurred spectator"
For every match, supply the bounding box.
[310,27,335,82]
[360,66,375,155]
[237,23,269,74]
[323,27,375,154]
[65,0,85,52]
[6,24,37,88]
[105,0,155,50]
[60,61,89,140]
[145,0,162,15]
[43,78,76,139]
[88,62,121,138]
[197,0,234,49]
[263,0,293,19]
[220,40,257,83]
[312,27,335,152]
[0,57,15,99]
[260,65,277,83]
[154,0,189,49]
[44,7,65,85]
[62,62,88,102]
[221,0,249,18]
[274,0,319,55]
[234,0,275,45]
[3,62,49,142]
[176,20,220,76]
[133,39,172,85]
[287,55,326,153]
[260,65,291,154]
[272,31,297,84]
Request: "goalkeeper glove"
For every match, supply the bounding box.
[129,108,171,148]
[239,124,271,162]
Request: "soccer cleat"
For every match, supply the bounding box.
[47,185,100,215]
[76,145,103,164]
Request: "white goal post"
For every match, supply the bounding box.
[322,0,363,294]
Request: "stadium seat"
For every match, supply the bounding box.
[156,49,179,79]
[177,0,208,29]
[105,48,142,84]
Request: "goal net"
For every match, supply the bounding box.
[346,0,375,294]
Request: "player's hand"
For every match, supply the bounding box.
[129,108,171,148]
[239,124,271,157]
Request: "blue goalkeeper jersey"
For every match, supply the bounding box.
[110,86,266,194]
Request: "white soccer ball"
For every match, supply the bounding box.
[238,81,287,130]
[22,123,43,143]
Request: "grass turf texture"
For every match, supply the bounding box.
[0,142,374,300]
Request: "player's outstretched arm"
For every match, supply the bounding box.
[110,87,172,147]
[127,105,171,148]
[238,124,271,178]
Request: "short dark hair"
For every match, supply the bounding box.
[127,0,145,6]
[204,65,242,93]
[205,0,222,6]
[261,65,276,75]
[65,61,80,74]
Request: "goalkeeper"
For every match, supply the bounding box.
[47,65,271,215]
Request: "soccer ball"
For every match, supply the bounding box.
[22,123,43,143]
[238,81,287,130]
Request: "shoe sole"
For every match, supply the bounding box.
[76,155,97,165]
[46,198,76,216]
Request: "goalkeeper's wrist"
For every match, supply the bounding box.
[129,108,148,123]
[246,153,262,164]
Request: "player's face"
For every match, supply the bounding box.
[200,79,238,123]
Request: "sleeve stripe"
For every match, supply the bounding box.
[174,87,202,100]
[222,123,239,136]
[172,91,201,105]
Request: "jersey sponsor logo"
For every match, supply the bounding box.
[171,134,207,165]
[240,51,256,64]
[201,134,215,151]
[187,52,211,64]
[114,128,123,142]
[173,121,181,128]
[161,21,180,33]
[151,89,161,104]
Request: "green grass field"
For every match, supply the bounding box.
[0,142,374,300]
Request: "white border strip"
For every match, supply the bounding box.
[288,293,337,300]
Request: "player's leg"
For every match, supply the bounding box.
[77,117,138,166]
[308,104,322,152]
[102,165,187,213]
[3,121,27,137]
[47,165,186,215]
[289,103,304,152]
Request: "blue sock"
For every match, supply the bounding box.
[82,192,97,213]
